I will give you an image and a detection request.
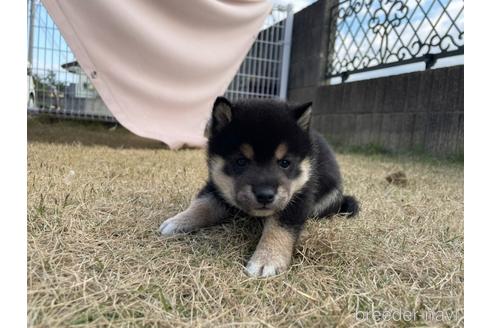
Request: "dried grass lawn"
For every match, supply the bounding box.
[27,118,464,327]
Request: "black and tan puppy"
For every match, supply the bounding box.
[159,97,359,277]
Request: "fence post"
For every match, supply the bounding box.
[322,0,340,85]
[28,0,36,65]
[279,4,293,100]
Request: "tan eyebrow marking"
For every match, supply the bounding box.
[275,143,288,159]
[240,143,254,160]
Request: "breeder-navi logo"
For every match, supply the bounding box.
[355,308,459,323]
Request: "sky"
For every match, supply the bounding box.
[28,0,77,83]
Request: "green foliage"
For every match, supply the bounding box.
[33,70,66,93]
[32,70,67,109]
[332,142,463,165]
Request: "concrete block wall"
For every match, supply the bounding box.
[309,66,464,156]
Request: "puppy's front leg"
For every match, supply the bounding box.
[159,194,228,236]
[246,216,300,277]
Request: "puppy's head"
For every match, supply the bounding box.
[205,97,313,217]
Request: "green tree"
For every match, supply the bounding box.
[32,70,66,109]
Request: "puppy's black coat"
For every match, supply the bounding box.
[160,97,359,277]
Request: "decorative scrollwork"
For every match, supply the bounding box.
[326,0,464,80]
[337,0,373,19]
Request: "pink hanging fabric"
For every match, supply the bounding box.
[41,0,271,149]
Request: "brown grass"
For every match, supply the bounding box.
[27,118,464,327]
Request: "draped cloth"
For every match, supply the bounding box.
[41,0,272,148]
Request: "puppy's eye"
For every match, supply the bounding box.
[278,159,290,168]
[236,157,248,167]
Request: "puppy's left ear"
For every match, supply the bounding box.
[291,102,312,131]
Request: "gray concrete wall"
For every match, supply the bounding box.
[287,0,464,157]
[310,66,464,156]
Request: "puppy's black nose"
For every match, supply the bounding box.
[253,186,276,205]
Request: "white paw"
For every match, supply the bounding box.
[159,216,186,236]
[245,255,289,278]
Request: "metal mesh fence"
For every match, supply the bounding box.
[27,0,293,122]
[224,8,292,101]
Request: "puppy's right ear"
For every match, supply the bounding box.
[204,96,233,137]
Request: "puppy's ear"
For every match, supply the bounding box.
[203,119,213,138]
[291,102,312,131]
[205,97,233,137]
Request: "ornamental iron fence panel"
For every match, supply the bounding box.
[325,0,464,81]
